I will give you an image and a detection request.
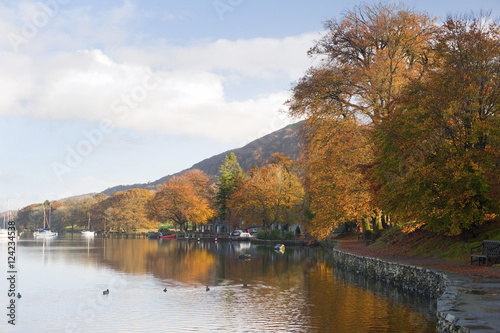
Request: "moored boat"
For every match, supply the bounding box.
[34,202,58,238]
[0,208,13,238]
[34,228,58,238]
[158,233,176,239]
[81,215,95,237]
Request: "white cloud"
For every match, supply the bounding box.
[0,1,314,143]
[0,44,310,142]
[111,32,317,80]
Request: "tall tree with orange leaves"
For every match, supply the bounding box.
[89,189,154,232]
[228,154,304,231]
[300,118,374,239]
[373,14,500,236]
[149,170,216,233]
[286,3,434,238]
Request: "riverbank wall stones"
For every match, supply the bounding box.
[331,249,449,297]
[332,249,471,333]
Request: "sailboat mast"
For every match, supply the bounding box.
[7,199,11,222]
[43,205,46,229]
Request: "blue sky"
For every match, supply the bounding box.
[1,0,498,212]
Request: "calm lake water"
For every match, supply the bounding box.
[1,235,436,332]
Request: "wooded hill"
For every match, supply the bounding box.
[101,121,303,196]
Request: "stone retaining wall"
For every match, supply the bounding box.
[331,249,467,332]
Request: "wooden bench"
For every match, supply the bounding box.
[470,240,500,266]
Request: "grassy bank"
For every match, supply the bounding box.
[368,222,500,263]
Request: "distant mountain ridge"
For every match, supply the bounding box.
[101,121,304,196]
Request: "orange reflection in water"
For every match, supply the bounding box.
[93,238,435,332]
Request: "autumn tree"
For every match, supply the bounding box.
[228,153,304,231]
[90,190,154,232]
[111,189,155,232]
[288,3,434,123]
[285,3,435,238]
[301,119,375,239]
[373,14,500,235]
[48,201,70,232]
[215,153,246,221]
[148,170,216,233]
[16,204,43,230]
[61,196,101,231]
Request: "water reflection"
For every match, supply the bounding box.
[97,238,436,331]
[1,237,436,332]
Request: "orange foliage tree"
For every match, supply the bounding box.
[300,118,374,239]
[228,153,304,231]
[148,170,216,233]
[286,3,434,238]
[16,204,43,230]
[373,15,500,235]
[90,189,154,232]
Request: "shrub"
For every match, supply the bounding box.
[269,229,281,240]
[159,225,171,234]
[256,230,269,240]
[283,231,295,240]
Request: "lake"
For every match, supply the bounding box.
[0,235,436,332]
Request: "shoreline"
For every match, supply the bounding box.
[332,244,500,333]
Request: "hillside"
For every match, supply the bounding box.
[101,121,304,195]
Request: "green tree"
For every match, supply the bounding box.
[215,153,246,220]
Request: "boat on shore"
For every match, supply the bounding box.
[158,233,176,239]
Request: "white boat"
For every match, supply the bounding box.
[33,228,58,238]
[81,215,95,237]
[0,228,8,238]
[81,230,95,237]
[34,203,58,238]
[0,209,13,239]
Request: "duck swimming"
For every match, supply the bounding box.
[163,288,167,292]
[103,289,109,295]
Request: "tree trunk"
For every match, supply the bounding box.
[362,217,371,232]
[374,210,383,232]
